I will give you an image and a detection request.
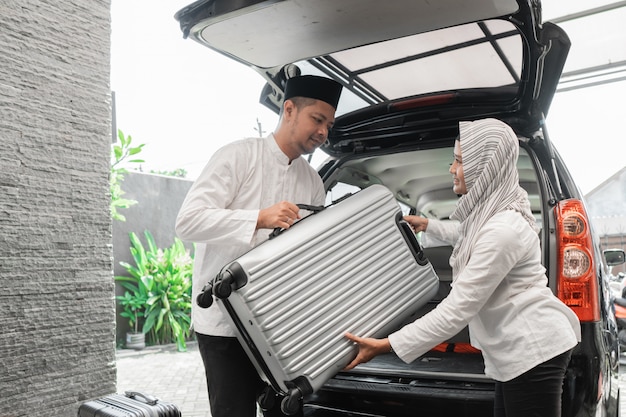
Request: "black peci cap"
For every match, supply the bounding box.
[284,75,343,109]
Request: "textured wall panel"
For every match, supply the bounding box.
[0,1,115,415]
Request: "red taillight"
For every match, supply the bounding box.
[555,199,599,322]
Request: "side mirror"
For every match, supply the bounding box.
[604,249,626,266]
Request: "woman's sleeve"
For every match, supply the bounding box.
[389,216,525,362]
[421,218,460,246]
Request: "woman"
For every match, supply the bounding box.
[344,118,581,417]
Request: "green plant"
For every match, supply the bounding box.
[111,129,145,221]
[116,276,150,334]
[115,230,194,351]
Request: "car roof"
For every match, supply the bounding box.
[176,0,569,144]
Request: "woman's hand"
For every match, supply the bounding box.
[344,333,393,370]
[403,215,428,233]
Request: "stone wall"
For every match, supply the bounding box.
[0,1,114,415]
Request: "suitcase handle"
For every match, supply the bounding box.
[124,391,158,406]
[269,203,325,239]
[398,217,429,266]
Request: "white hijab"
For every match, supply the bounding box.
[449,118,539,279]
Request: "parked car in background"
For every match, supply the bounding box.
[175,0,620,415]
[606,248,626,298]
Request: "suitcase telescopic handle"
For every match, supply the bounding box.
[269,203,325,239]
[294,203,325,212]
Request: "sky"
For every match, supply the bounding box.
[110,0,626,195]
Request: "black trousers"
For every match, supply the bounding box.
[493,349,573,417]
[196,332,303,417]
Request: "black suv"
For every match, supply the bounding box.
[175,1,620,415]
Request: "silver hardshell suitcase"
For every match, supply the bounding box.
[197,184,439,414]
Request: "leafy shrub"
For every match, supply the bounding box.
[116,230,194,351]
[111,129,144,221]
[116,281,148,334]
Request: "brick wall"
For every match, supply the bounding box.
[0,1,115,416]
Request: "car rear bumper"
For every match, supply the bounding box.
[304,374,494,417]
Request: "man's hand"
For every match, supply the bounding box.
[257,201,301,230]
[344,332,392,370]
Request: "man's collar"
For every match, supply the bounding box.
[266,133,291,165]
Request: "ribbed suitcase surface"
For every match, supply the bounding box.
[211,184,439,410]
[77,391,181,417]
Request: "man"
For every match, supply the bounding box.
[175,75,343,417]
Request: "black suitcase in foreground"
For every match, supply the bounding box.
[78,391,181,417]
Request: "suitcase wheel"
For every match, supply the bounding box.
[214,277,233,299]
[280,387,302,416]
[196,283,214,308]
[257,385,276,411]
